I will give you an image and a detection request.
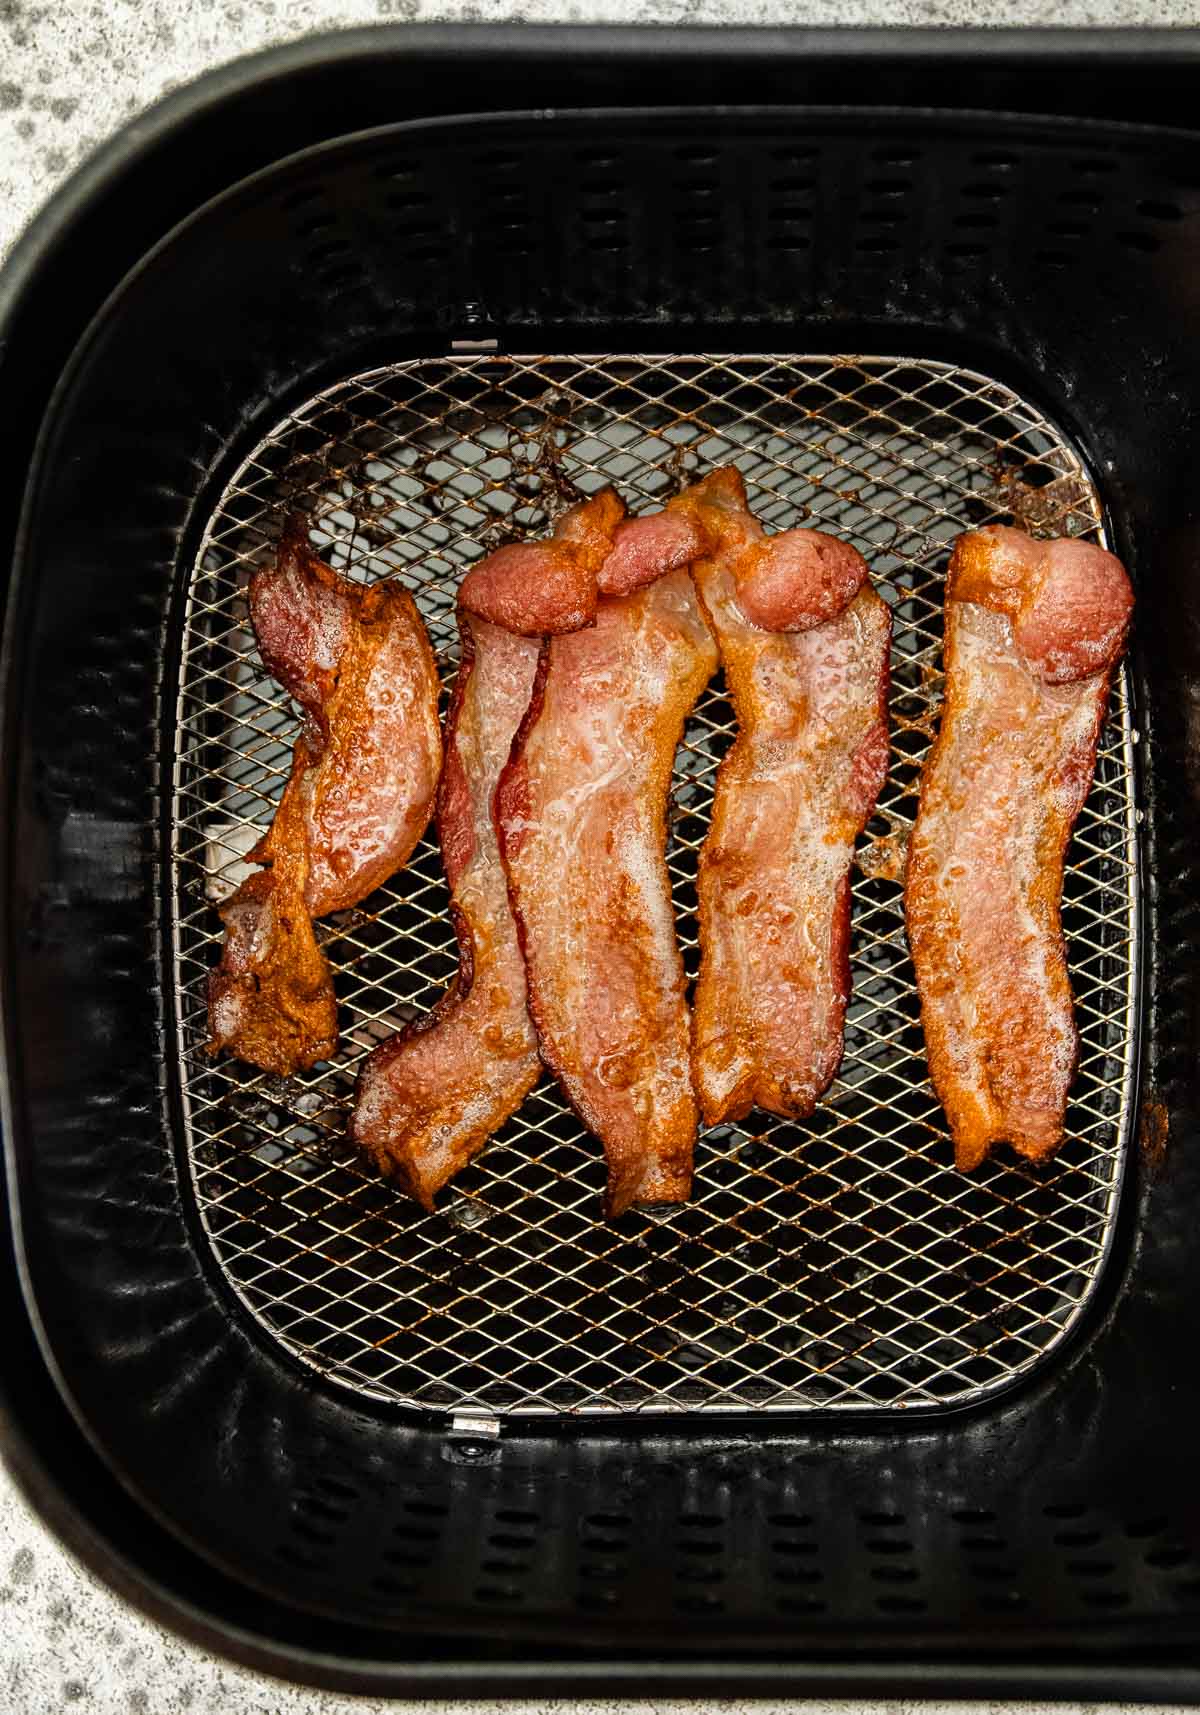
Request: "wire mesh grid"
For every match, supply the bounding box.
[171,354,1138,1419]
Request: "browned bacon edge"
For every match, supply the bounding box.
[492,645,550,867]
[384,617,482,1038]
[205,740,340,1079]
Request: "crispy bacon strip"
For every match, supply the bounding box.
[350,615,542,1206]
[207,521,441,1076]
[496,560,718,1217]
[905,525,1133,1169]
[349,491,709,1207]
[672,468,892,1126]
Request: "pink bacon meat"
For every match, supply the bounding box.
[671,467,892,1126]
[905,525,1133,1169]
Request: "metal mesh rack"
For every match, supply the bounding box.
[171,354,1139,1420]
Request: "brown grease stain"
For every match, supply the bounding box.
[1139,1094,1170,1172]
[986,458,1093,536]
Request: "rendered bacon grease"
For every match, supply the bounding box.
[207,520,441,1077]
[905,525,1133,1169]
[672,468,892,1126]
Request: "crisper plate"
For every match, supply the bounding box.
[171,354,1139,1420]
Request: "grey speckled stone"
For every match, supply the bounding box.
[0,1,1197,1709]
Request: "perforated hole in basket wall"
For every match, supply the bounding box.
[170,353,1140,1420]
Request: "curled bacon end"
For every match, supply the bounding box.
[668,466,869,634]
[457,490,625,635]
[953,524,1132,686]
[736,529,869,632]
[599,511,708,597]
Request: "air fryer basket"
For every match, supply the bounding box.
[5,30,1200,1700]
[180,352,1136,1423]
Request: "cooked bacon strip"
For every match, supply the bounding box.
[496,560,718,1217]
[349,491,708,1207]
[905,525,1133,1169]
[350,615,542,1206]
[207,521,441,1076]
[671,468,891,1126]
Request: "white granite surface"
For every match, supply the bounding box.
[1,1,1197,1709]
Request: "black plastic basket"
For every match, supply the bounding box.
[2,25,1200,1700]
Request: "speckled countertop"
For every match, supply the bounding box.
[0,3,1197,1711]
[0,1439,1194,1713]
[4,0,1200,265]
